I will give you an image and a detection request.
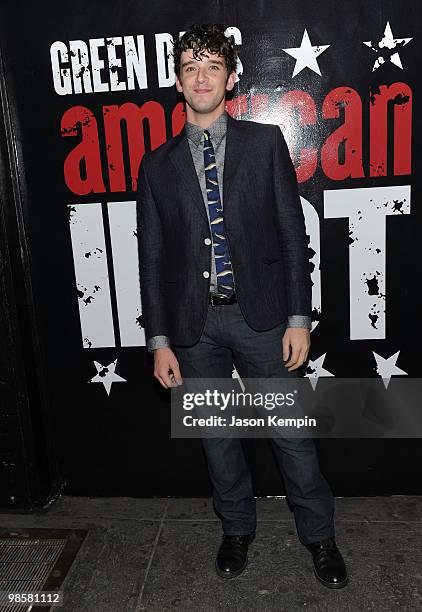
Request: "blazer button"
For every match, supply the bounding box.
[204,238,211,245]
[203,271,210,278]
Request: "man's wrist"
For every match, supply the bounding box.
[287,315,311,329]
[147,335,171,353]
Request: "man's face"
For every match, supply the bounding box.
[175,49,236,114]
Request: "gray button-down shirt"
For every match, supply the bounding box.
[147,112,311,352]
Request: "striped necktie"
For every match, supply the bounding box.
[203,129,234,297]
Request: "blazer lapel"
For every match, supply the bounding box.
[169,131,208,222]
[222,115,248,212]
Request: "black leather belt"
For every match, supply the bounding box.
[208,293,237,306]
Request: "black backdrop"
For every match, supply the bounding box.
[0,0,421,499]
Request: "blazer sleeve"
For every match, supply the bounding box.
[136,154,171,343]
[272,125,312,319]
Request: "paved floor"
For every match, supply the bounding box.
[0,496,421,611]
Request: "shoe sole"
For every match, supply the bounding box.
[215,556,248,579]
[314,568,349,589]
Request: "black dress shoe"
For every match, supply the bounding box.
[215,534,254,579]
[306,537,348,589]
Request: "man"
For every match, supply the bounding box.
[136,23,348,588]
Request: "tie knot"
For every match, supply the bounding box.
[203,129,211,141]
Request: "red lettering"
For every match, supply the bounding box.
[321,87,364,181]
[61,83,413,195]
[103,101,166,191]
[281,90,318,183]
[369,83,412,176]
[61,106,106,195]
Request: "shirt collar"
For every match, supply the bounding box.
[185,111,228,148]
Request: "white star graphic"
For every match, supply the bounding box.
[372,350,407,389]
[89,359,126,395]
[363,21,413,71]
[283,29,330,78]
[305,353,334,390]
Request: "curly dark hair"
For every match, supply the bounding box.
[173,23,237,77]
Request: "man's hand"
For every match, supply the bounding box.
[282,327,310,371]
[153,347,183,389]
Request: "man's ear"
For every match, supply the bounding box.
[175,74,183,93]
[225,70,237,92]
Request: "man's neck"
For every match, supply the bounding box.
[185,107,226,129]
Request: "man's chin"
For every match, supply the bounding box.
[188,100,222,115]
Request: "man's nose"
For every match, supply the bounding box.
[196,67,208,83]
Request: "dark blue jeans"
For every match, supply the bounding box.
[173,301,335,545]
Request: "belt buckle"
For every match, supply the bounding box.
[209,293,225,306]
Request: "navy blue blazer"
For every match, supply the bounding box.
[136,114,312,347]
